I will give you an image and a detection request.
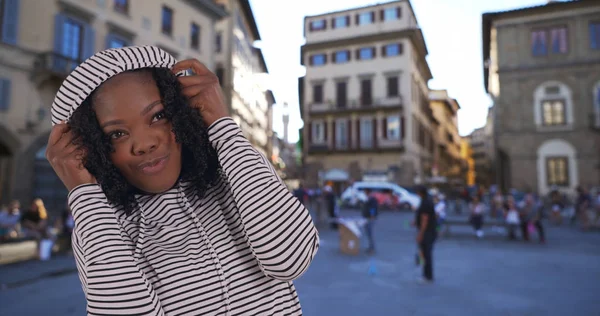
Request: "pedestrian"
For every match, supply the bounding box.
[45,46,319,315]
[504,197,520,240]
[574,186,591,230]
[362,188,378,254]
[433,194,446,233]
[413,186,437,284]
[20,198,49,259]
[469,195,485,238]
[324,185,338,229]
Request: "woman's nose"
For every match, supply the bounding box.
[132,135,159,156]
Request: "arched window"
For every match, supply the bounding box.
[536,139,578,195]
[533,81,573,129]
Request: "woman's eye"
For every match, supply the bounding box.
[151,111,167,123]
[108,131,125,140]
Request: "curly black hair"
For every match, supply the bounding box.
[69,67,222,214]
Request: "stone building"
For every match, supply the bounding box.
[482,0,600,195]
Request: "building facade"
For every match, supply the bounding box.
[467,107,495,188]
[483,0,600,196]
[429,89,463,184]
[0,0,226,214]
[299,0,438,190]
[213,0,274,159]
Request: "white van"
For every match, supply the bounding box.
[340,181,421,210]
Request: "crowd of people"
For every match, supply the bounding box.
[0,198,74,259]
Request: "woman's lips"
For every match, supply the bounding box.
[138,154,170,175]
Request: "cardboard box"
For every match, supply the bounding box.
[337,218,365,256]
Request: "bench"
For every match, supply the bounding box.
[441,216,508,236]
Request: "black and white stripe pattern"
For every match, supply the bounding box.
[51,46,183,126]
[70,118,319,315]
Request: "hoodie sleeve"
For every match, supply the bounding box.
[208,117,319,281]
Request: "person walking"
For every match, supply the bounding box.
[362,188,378,254]
[414,186,437,284]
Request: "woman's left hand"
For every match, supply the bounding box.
[171,59,229,127]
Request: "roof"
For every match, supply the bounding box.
[185,0,228,19]
[240,0,261,40]
[303,0,422,38]
[481,0,591,92]
[254,47,269,73]
[266,90,276,105]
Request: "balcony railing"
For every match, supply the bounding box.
[33,52,82,78]
[309,96,403,113]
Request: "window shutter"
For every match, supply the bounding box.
[346,49,351,61]
[396,7,402,18]
[308,122,313,143]
[370,11,375,22]
[332,121,336,148]
[398,43,403,55]
[355,14,359,25]
[309,22,314,32]
[348,118,352,149]
[379,9,384,21]
[308,55,314,66]
[2,0,20,45]
[355,48,360,60]
[345,16,350,26]
[401,116,405,139]
[324,121,328,141]
[383,117,388,139]
[356,119,361,149]
[372,47,376,58]
[83,24,96,59]
[331,52,336,63]
[382,45,387,57]
[323,19,327,29]
[331,17,336,28]
[53,13,67,71]
[0,79,11,111]
[372,118,377,147]
[324,53,328,64]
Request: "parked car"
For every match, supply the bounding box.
[340,182,421,210]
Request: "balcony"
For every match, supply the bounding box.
[309,96,403,115]
[32,52,82,84]
[307,141,403,155]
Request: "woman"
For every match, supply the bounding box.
[469,195,485,238]
[46,46,319,315]
[504,197,520,240]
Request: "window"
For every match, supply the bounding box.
[0,78,11,111]
[550,27,567,54]
[358,47,375,60]
[590,22,600,50]
[312,121,325,144]
[386,116,401,140]
[360,79,372,106]
[336,81,347,108]
[387,76,399,97]
[531,30,547,56]
[309,19,326,31]
[333,50,350,63]
[333,16,349,29]
[1,0,19,45]
[114,0,128,14]
[161,6,173,35]
[215,32,222,53]
[360,119,373,148]
[546,157,569,186]
[106,34,128,48]
[357,12,374,25]
[313,84,323,103]
[383,43,402,57]
[335,120,348,149]
[542,100,566,126]
[190,23,200,50]
[215,67,224,87]
[310,53,326,66]
[62,18,84,61]
[381,7,400,21]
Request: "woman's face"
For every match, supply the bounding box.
[92,71,182,193]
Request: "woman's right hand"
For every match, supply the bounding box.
[46,123,96,192]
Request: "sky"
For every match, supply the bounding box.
[249,0,552,143]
